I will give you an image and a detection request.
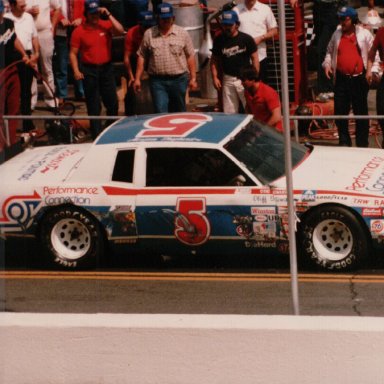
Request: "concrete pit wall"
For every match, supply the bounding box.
[1,313,384,384]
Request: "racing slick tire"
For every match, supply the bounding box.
[40,206,104,270]
[298,206,369,271]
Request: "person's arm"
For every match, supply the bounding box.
[99,7,125,35]
[250,51,260,75]
[124,49,135,87]
[14,37,30,65]
[51,7,61,32]
[133,55,145,93]
[210,55,222,90]
[267,106,282,128]
[69,45,84,80]
[366,45,376,84]
[187,54,197,90]
[255,27,278,46]
[30,36,40,67]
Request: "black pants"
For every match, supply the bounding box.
[82,62,118,140]
[17,61,35,132]
[334,72,369,147]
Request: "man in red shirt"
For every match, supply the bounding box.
[124,10,155,115]
[240,65,282,132]
[69,0,124,139]
[323,6,377,147]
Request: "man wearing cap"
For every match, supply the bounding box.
[0,0,32,158]
[210,10,259,114]
[69,0,124,139]
[234,0,277,84]
[134,2,197,113]
[323,6,379,147]
[124,10,155,115]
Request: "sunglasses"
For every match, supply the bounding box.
[338,16,350,21]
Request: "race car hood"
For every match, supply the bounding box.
[273,145,384,195]
[0,144,92,184]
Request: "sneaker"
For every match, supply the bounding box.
[316,93,329,102]
[326,92,334,99]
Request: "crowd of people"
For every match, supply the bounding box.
[1,0,384,158]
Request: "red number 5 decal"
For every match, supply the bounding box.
[140,113,212,137]
[175,198,211,246]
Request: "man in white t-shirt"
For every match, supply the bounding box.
[5,0,39,131]
[26,0,61,108]
[234,0,277,84]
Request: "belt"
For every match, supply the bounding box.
[82,62,111,68]
[149,72,187,80]
[338,71,363,78]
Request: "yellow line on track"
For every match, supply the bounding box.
[1,271,384,283]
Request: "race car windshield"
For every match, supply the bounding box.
[225,120,307,184]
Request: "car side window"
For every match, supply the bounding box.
[112,150,135,183]
[146,148,254,187]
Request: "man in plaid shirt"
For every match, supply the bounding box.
[134,2,197,113]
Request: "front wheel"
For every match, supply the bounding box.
[40,206,103,269]
[298,206,369,271]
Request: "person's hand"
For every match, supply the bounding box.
[366,69,372,84]
[99,7,110,17]
[133,79,141,93]
[72,17,83,27]
[60,18,71,27]
[30,5,39,18]
[324,66,333,79]
[29,53,39,68]
[212,77,222,90]
[290,0,298,8]
[188,78,198,90]
[73,70,84,81]
[127,74,135,88]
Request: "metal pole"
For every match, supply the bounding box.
[277,0,300,315]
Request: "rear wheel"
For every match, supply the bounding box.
[40,206,103,269]
[298,206,369,271]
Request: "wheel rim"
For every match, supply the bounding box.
[51,218,91,260]
[312,219,353,261]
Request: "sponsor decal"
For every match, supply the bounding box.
[362,208,382,217]
[371,220,384,234]
[18,147,79,181]
[346,156,384,191]
[139,113,212,137]
[245,240,276,248]
[251,206,276,215]
[255,215,267,222]
[0,191,42,232]
[366,172,384,194]
[301,190,316,201]
[44,196,91,205]
[43,187,99,195]
[39,148,80,174]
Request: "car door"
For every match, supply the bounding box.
[135,147,281,256]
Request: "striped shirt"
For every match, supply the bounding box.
[137,24,195,76]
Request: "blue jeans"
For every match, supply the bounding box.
[54,35,84,99]
[149,73,189,113]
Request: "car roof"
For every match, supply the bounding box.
[95,113,251,146]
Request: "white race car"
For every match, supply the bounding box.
[1,112,384,271]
